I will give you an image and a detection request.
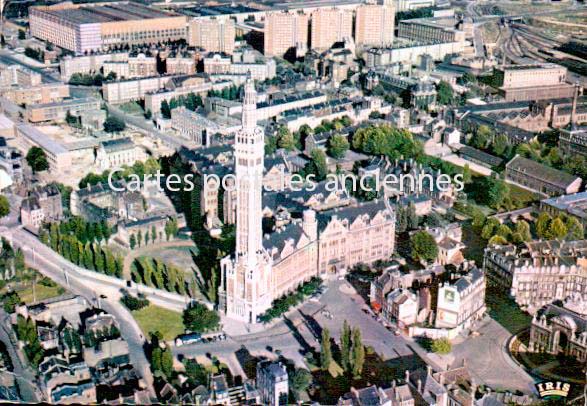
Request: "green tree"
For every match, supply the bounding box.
[130,234,136,250]
[0,196,9,218]
[290,369,312,398]
[183,302,220,333]
[350,328,365,378]
[410,231,438,263]
[514,220,532,242]
[492,134,509,157]
[481,218,500,240]
[472,125,493,149]
[431,338,452,354]
[436,81,453,105]
[160,345,174,378]
[549,217,568,240]
[485,178,509,210]
[18,30,26,40]
[462,164,472,184]
[407,202,419,230]
[26,147,49,173]
[488,235,508,245]
[327,134,349,159]
[103,115,126,133]
[536,212,552,239]
[305,149,328,181]
[277,126,296,151]
[340,320,351,371]
[495,224,511,240]
[565,216,583,240]
[320,328,332,371]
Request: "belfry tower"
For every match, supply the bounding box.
[219,75,272,323]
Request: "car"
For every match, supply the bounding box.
[99,294,107,299]
[394,330,401,336]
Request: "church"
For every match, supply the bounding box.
[218,77,396,323]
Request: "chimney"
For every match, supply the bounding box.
[571,83,579,130]
[405,370,410,382]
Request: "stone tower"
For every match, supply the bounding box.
[219,75,273,323]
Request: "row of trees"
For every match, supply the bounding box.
[43,217,113,246]
[207,85,242,101]
[258,277,322,322]
[128,219,178,249]
[41,222,123,278]
[320,321,365,378]
[14,315,44,367]
[131,257,187,295]
[150,332,174,379]
[352,125,424,161]
[159,92,204,119]
[535,212,584,241]
[78,157,161,188]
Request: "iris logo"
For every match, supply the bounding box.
[535,381,571,399]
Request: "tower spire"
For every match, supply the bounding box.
[242,72,257,130]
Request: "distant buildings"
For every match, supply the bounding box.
[484,240,587,312]
[0,82,69,106]
[188,18,236,54]
[366,40,465,67]
[30,2,187,54]
[397,18,465,44]
[540,191,587,227]
[256,361,289,406]
[505,155,582,197]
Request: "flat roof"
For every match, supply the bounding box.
[38,2,181,25]
[17,124,69,155]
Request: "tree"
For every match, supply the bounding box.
[290,369,312,398]
[327,134,349,159]
[160,100,171,119]
[103,115,126,133]
[492,134,509,157]
[485,178,509,210]
[549,217,567,240]
[565,217,583,240]
[514,220,532,242]
[183,302,220,333]
[488,235,508,245]
[305,149,328,181]
[160,346,174,378]
[436,81,453,105]
[536,212,552,239]
[320,328,332,371]
[495,224,511,240]
[0,196,9,218]
[130,234,137,249]
[481,218,500,240]
[410,231,438,263]
[18,30,26,40]
[350,328,365,378]
[472,125,493,149]
[26,147,49,173]
[407,202,419,230]
[340,320,351,371]
[462,164,472,184]
[431,338,452,354]
[277,126,296,151]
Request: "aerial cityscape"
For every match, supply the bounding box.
[0,0,586,404]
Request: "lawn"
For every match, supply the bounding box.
[118,101,144,116]
[131,304,184,341]
[507,183,541,207]
[17,281,65,304]
[485,283,531,335]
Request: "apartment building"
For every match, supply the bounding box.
[204,51,276,81]
[102,54,157,79]
[20,184,63,231]
[188,18,236,54]
[102,76,169,104]
[366,40,465,66]
[435,267,486,331]
[30,2,187,54]
[15,124,72,171]
[143,76,213,114]
[165,56,196,76]
[310,8,353,51]
[0,83,70,106]
[355,0,395,48]
[0,65,42,87]
[484,240,587,312]
[264,11,309,57]
[493,64,574,102]
[60,53,130,80]
[25,97,102,123]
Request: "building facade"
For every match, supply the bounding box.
[264,11,309,57]
[355,1,395,48]
[435,268,486,330]
[310,8,353,51]
[188,18,236,54]
[256,361,289,406]
[30,2,187,54]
